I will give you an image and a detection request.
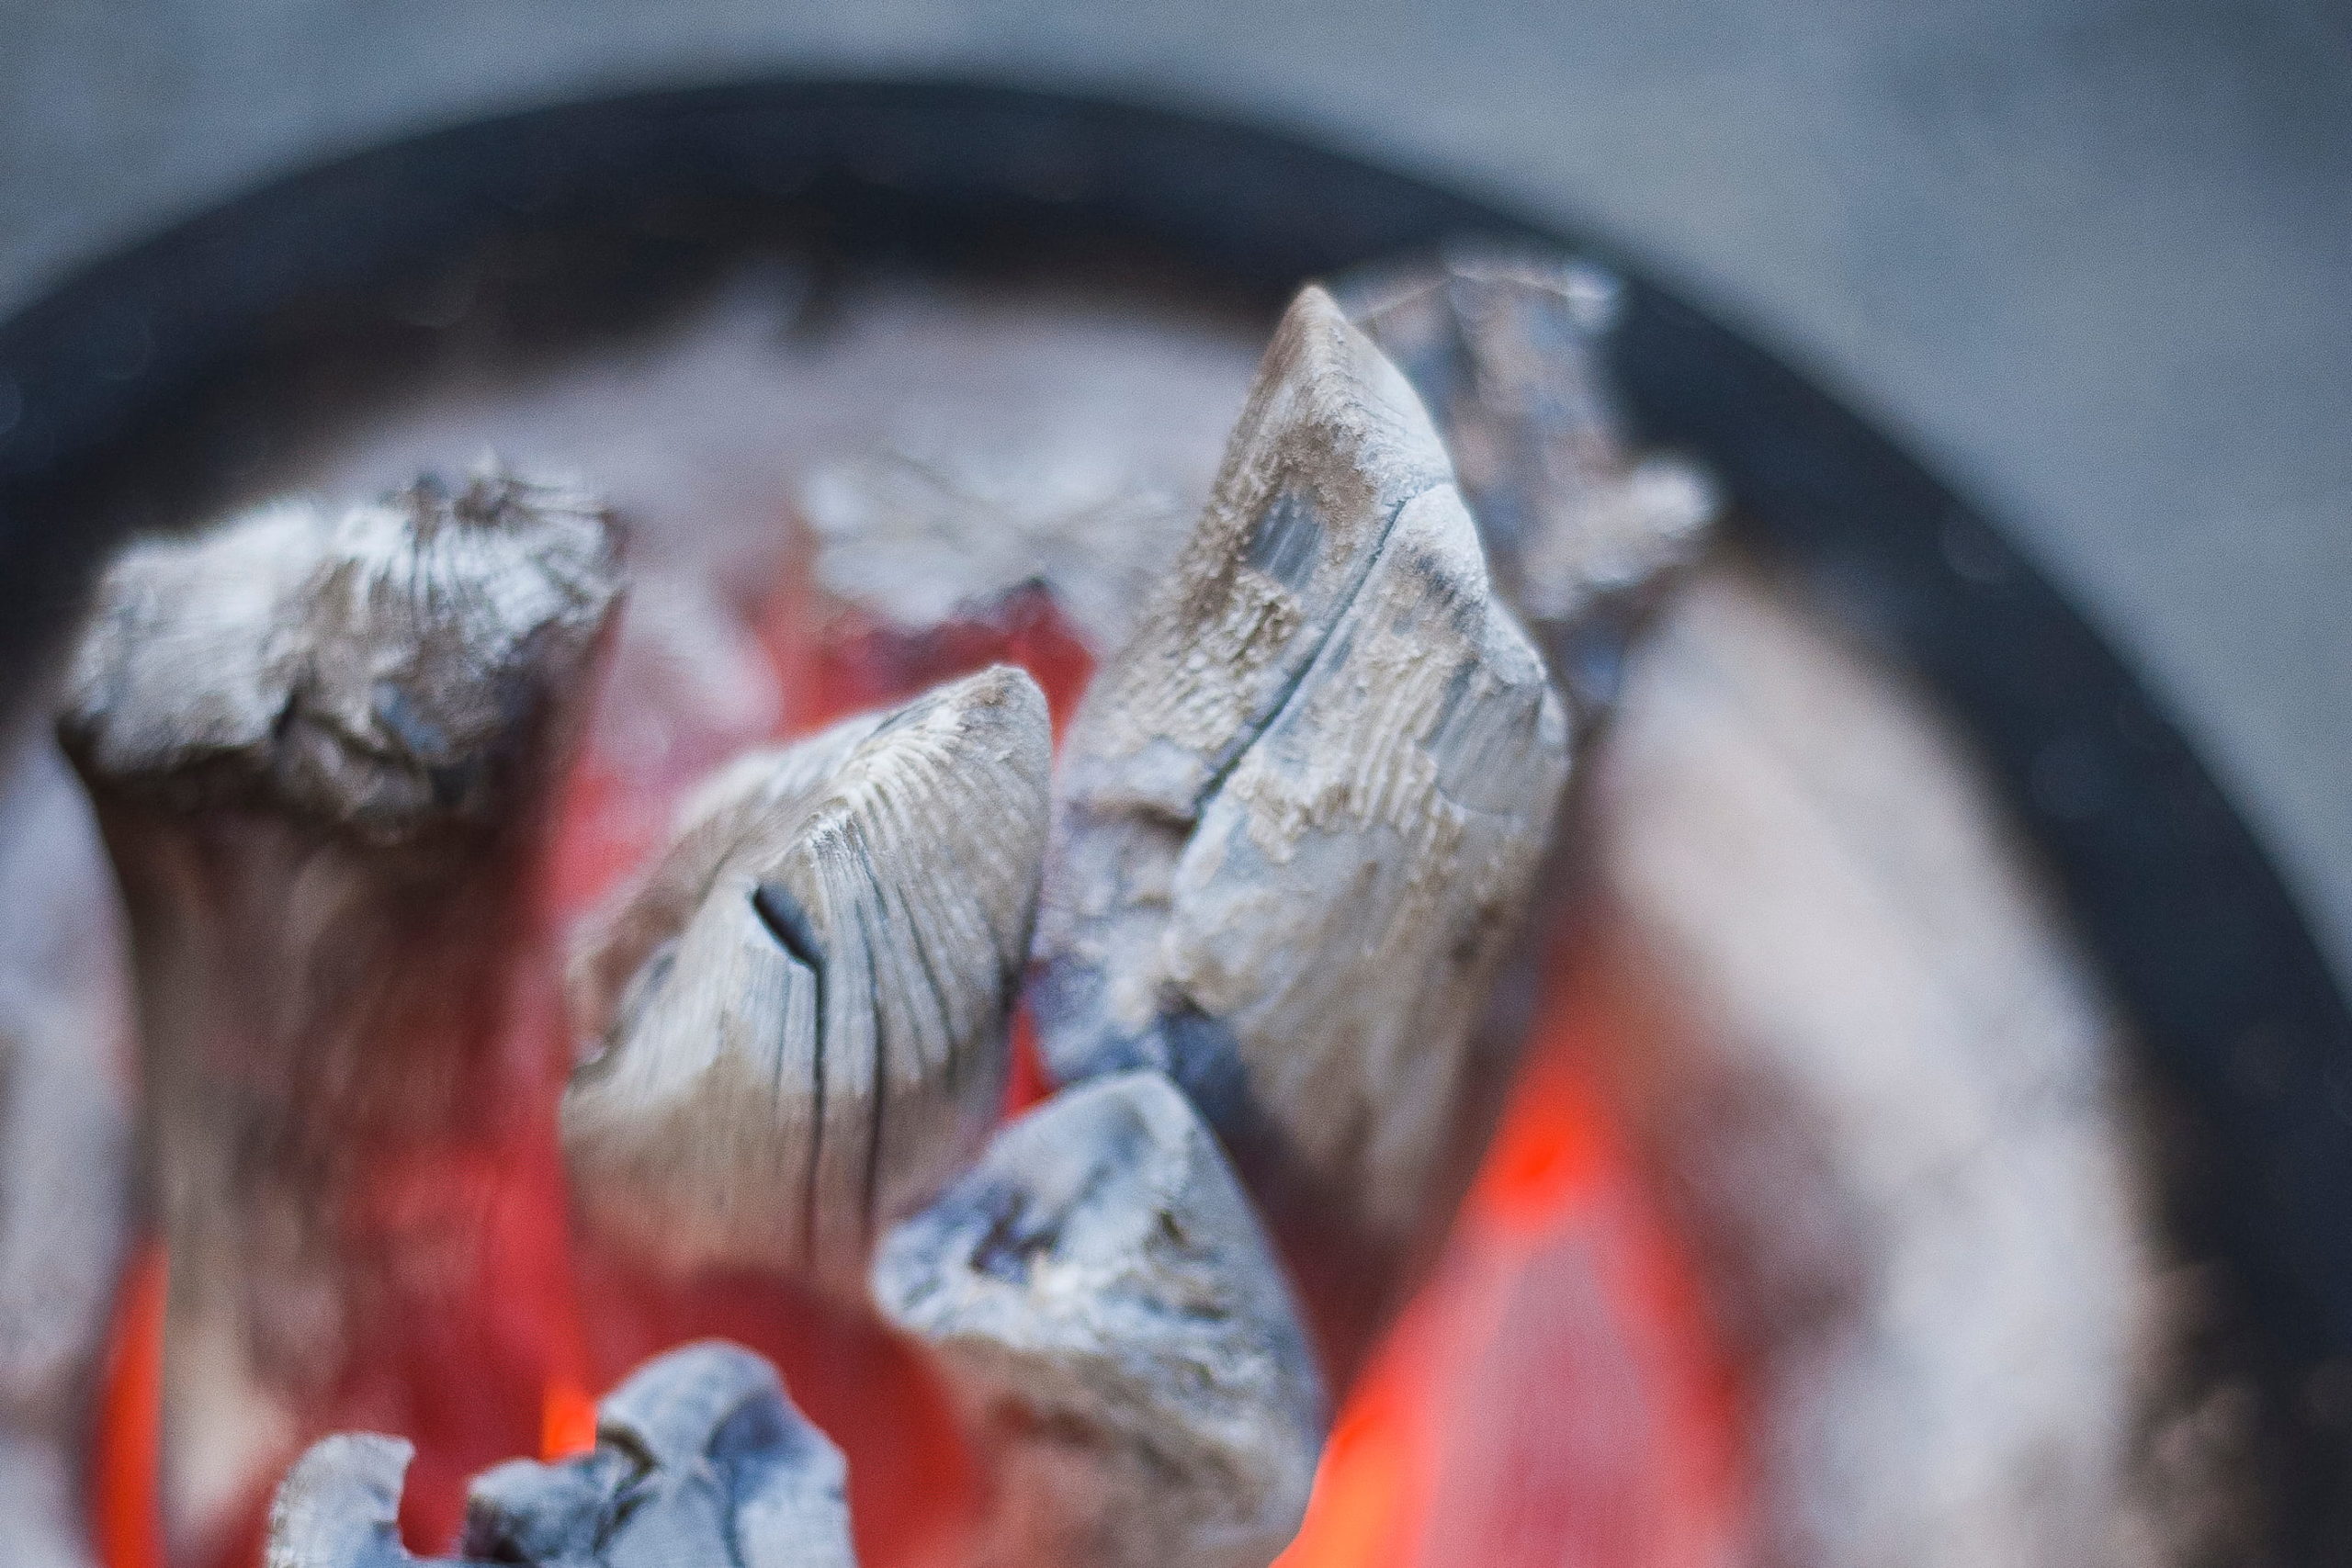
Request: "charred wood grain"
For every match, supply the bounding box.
[563,665,1052,1292]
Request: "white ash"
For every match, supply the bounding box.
[799,442,1186,650]
[0,736,134,1568]
[1574,561,2154,1568]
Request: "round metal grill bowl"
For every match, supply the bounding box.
[2,78,2345,1563]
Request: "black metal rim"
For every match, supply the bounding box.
[2,72,2346,1536]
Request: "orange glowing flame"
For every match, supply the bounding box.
[538,1381,599,1461]
[1279,1009,1748,1568]
[93,1244,166,1568]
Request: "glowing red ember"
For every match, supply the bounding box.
[90,575,1745,1568]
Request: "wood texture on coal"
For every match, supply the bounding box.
[871,1069,1326,1568]
[55,470,623,1537]
[1334,247,1715,719]
[264,1343,854,1568]
[563,665,1052,1290]
[62,471,622,846]
[1031,286,1571,1365]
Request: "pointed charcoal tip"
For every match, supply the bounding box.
[957,660,1048,723]
[1056,282,1463,825]
[264,1433,416,1568]
[1260,283,1447,468]
[1276,280,1348,343]
[1332,242,1718,654]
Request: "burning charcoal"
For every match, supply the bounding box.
[872,1070,1326,1568]
[1334,247,1716,719]
[563,666,1052,1291]
[58,469,623,1540]
[1031,285,1571,1375]
[462,1342,857,1568]
[0,739,135,1568]
[264,1343,854,1568]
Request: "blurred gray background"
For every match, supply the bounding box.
[2,0,2346,982]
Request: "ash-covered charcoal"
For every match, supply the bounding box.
[1031,285,1571,1377]
[264,1436,440,1568]
[872,1070,1326,1568]
[1333,246,1716,719]
[563,665,1052,1291]
[463,1342,857,1568]
[0,739,135,1568]
[57,468,623,1540]
[62,469,621,845]
[264,1343,854,1568]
